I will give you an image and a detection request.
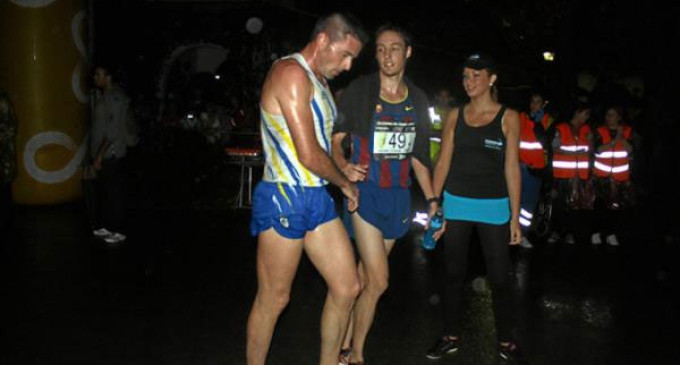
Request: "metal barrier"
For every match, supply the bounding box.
[225,147,262,208]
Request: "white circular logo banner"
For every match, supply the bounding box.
[10,0,58,8]
[24,130,88,184]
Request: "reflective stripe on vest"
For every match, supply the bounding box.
[594,161,630,174]
[519,208,533,227]
[519,112,546,168]
[595,151,628,158]
[552,123,591,179]
[553,161,590,169]
[559,145,589,153]
[520,141,543,150]
[593,125,632,181]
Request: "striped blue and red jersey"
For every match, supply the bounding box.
[350,94,418,188]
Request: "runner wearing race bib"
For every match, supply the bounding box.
[372,102,416,161]
[331,24,440,365]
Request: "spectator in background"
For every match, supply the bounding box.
[87,62,133,246]
[0,89,18,233]
[590,106,635,246]
[516,93,553,248]
[547,103,594,245]
[430,87,455,163]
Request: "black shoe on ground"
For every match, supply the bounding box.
[499,342,527,363]
[425,336,459,360]
[338,347,351,365]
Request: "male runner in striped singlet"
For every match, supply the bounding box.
[246,13,368,365]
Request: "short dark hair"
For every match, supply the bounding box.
[311,13,368,45]
[93,59,125,85]
[571,100,591,115]
[530,92,545,100]
[607,105,625,118]
[375,23,412,48]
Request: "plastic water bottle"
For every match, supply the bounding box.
[421,211,443,250]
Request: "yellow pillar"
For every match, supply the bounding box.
[0,0,89,205]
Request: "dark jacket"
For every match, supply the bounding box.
[334,73,432,169]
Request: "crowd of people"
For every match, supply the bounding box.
[0,9,645,365]
[429,90,637,249]
[243,11,644,365]
[545,103,635,247]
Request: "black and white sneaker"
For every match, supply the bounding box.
[499,342,528,364]
[104,232,127,247]
[425,337,459,360]
[93,228,113,238]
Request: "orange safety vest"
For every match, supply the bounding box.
[540,113,553,130]
[519,112,546,168]
[552,123,591,180]
[593,125,632,181]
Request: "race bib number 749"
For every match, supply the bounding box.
[373,120,416,160]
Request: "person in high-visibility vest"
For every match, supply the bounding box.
[590,106,635,246]
[547,103,595,245]
[429,88,454,164]
[517,93,553,248]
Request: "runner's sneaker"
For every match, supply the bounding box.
[425,336,459,360]
[104,232,127,246]
[547,232,560,244]
[519,237,533,249]
[565,234,576,245]
[499,342,528,363]
[606,234,620,246]
[338,347,351,365]
[93,228,113,237]
[591,233,602,245]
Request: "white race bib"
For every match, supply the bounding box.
[373,120,416,160]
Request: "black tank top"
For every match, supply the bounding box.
[444,105,508,198]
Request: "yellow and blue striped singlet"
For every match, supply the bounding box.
[260,53,337,187]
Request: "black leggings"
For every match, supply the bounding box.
[441,219,513,342]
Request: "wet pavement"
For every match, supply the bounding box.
[2,154,679,365]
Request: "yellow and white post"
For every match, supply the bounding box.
[0,0,89,205]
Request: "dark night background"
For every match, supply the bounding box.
[3,1,680,365]
[89,0,680,210]
[93,0,679,114]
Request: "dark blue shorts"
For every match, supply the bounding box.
[344,181,411,240]
[250,182,338,239]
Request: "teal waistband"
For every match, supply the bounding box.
[442,192,510,225]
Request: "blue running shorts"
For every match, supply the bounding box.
[344,181,411,240]
[250,181,338,239]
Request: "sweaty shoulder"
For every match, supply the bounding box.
[262,59,312,114]
[270,59,310,88]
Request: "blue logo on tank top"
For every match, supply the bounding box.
[484,138,503,150]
